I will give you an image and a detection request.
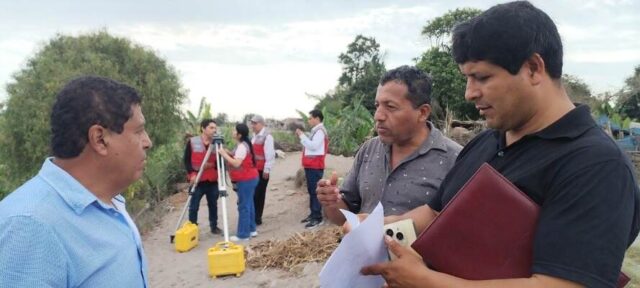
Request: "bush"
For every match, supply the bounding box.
[271,129,301,152]
[323,96,374,156]
[124,140,184,231]
[0,31,186,199]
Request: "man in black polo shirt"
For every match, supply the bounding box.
[361,2,640,287]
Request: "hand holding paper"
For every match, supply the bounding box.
[319,202,387,288]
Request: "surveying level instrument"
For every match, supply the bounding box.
[208,134,246,278]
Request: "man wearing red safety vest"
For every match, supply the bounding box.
[296,109,329,229]
[249,115,275,226]
[183,119,221,235]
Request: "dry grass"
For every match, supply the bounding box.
[247,227,342,273]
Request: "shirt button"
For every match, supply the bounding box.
[497,151,504,157]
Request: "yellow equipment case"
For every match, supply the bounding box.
[208,241,245,278]
[174,222,199,252]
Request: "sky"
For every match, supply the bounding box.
[0,0,638,120]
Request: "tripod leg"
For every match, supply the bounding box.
[170,141,214,243]
[170,193,193,243]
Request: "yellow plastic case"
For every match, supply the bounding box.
[208,241,245,278]
[174,222,199,252]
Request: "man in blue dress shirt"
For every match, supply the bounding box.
[0,76,152,287]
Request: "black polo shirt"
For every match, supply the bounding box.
[432,105,640,287]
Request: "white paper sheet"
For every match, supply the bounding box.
[319,202,387,288]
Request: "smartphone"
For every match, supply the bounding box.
[383,218,417,260]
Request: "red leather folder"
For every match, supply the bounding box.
[411,163,630,287]
[411,163,538,279]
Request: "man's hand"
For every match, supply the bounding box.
[317,171,341,208]
[342,213,369,234]
[188,174,197,185]
[262,172,270,180]
[295,128,303,137]
[361,236,430,288]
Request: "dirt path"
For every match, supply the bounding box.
[142,152,354,288]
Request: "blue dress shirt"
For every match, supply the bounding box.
[0,158,148,287]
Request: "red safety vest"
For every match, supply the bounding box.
[252,129,271,171]
[302,125,329,169]
[229,142,259,182]
[189,136,218,182]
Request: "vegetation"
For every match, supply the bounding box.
[334,35,386,115]
[617,65,640,120]
[309,35,381,156]
[271,129,300,152]
[184,97,213,137]
[321,96,374,156]
[0,31,186,212]
[416,8,482,125]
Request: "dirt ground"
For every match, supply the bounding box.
[143,152,354,288]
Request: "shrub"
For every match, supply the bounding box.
[0,31,186,199]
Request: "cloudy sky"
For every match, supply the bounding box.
[1,0,638,120]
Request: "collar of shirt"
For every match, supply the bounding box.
[496,105,596,149]
[419,122,449,154]
[38,157,123,215]
[311,123,325,133]
[533,104,596,140]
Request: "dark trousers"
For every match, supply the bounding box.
[254,170,269,224]
[304,168,324,220]
[188,181,219,230]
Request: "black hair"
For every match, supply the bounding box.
[50,76,141,158]
[236,123,256,166]
[452,1,563,79]
[379,65,433,108]
[200,119,217,131]
[309,109,324,122]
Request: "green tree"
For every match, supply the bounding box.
[338,35,384,86]
[562,74,599,110]
[309,35,384,155]
[312,91,342,112]
[320,96,374,156]
[416,8,482,124]
[617,65,640,120]
[336,35,386,114]
[213,112,229,126]
[184,97,213,137]
[421,8,484,48]
[0,31,187,197]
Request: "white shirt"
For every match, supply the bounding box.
[253,127,276,173]
[234,142,248,160]
[299,123,326,156]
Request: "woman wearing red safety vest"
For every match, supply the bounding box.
[219,123,259,241]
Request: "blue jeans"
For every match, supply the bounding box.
[305,168,324,220]
[235,177,259,238]
[188,181,219,230]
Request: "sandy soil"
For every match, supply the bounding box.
[143,152,354,288]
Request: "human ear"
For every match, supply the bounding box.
[87,125,109,156]
[419,104,432,122]
[525,53,545,85]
